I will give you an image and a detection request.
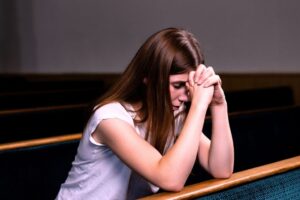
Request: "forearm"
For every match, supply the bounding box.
[158,103,208,189]
[208,102,234,177]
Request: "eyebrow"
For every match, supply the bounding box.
[170,80,188,84]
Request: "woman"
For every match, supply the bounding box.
[56,27,234,200]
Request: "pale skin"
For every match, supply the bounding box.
[92,64,234,191]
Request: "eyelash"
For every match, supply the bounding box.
[173,83,186,89]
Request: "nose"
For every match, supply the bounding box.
[179,88,189,102]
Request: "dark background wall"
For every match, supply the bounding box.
[1,0,300,73]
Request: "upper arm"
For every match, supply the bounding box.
[92,118,163,185]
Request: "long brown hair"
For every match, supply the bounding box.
[94,28,204,154]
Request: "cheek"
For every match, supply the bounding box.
[169,87,176,101]
[170,90,180,101]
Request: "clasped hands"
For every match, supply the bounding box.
[186,64,226,107]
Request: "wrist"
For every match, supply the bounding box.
[210,101,228,113]
[190,99,210,113]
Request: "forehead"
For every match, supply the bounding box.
[169,73,189,82]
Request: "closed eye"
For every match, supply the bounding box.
[172,82,186,89]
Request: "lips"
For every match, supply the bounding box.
[173,106,180,110]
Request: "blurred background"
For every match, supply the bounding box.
[1,0,300,74]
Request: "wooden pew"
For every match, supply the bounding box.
[1,137,298,200]
[0,134,81,200]
[0,105,298,199]
[1,73,294,112]
[140,155,300,199]
[0,73,111,93]
[0,73,115,110]
[0,104,89,143]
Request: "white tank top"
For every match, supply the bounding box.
[56,102,184,200]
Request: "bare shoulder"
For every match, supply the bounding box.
[93,118,138,146]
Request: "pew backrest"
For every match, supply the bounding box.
[225,86,294,112]
[205,105,300,172]
[0,134,81,200]
[0,74,109,93]
[0,73,118,110]
[0,88,103,110]
[187,105,300,184]
[0,104,89,143]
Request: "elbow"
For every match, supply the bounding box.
[211,168,233,179]
[153,166,189,192]
[209,160,234,179]
[163,183,184,192]
[159,179,185,192]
